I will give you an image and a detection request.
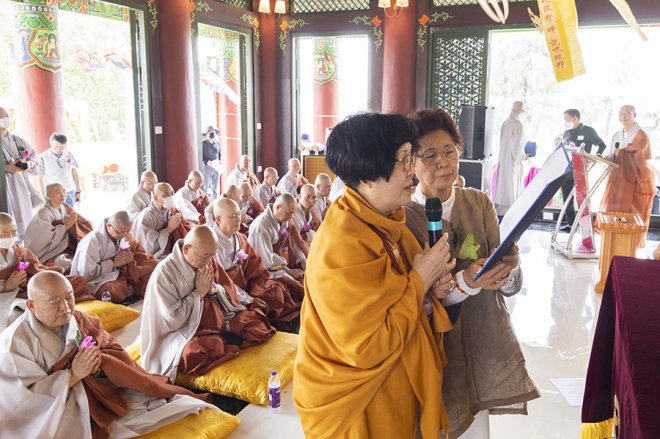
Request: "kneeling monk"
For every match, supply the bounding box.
[0,271,217,439]
[140,226,275,380]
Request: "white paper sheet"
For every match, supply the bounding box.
[550,377,586,407]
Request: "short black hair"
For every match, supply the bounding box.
[408,107,463,147]
[325,112,419,190]
[564,109,580,120]
[50,132,67,144]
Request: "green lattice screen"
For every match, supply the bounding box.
[428,30,489,119]
[432,0,534,6]
[291,0,370,14]
[214,0,252,10]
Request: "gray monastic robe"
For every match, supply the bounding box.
[404,187,539,437]
[276,173,297,197]
[132,201,170,258]
[125,186,151,217]
[0,310,214,438]
[253,182,277,209]
[174,182,202,223]
[494,111,526,216]
[24,201,70,262]
[71,221,121,295]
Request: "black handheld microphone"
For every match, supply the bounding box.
[615,142,620,149]
[425,197,443,247]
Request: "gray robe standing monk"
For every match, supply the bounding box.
[126,170,157,217]
[0,107,43,242]
[494,101,527,216]
[0,271,217,439]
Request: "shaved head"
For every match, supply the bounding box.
[0,212,16,227]
[154,182,174,198]
[315,173,332,197]
[187,170,204,191]
[46,183,65,195]
[182,226,219,269]
[214,198,240,217]
[315,173,331,185]
[188,170,203,180]
[287,158,301,177]
[273,193,297,222]
[26,271,75,333]
[264,167,278,178]
[224,184,240,202]
[299,184,317,209]
[239,182,252,202]
[141,170,157,182]
[0,107,8,119]
[239,155,252,172]
[108,211,133,228]
[301,184,315,196]
[275,193,295,209]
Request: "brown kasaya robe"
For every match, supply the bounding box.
[227,233,302,323]
[165,207,195,253]
[97,234,159,301]
[598,129,655,248]
[273,223,309,266]
[44,204,94,266]
[49,310,212,439]
[1,244,92,302]
[178,258,275,375]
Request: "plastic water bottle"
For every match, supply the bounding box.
[268,370,281,413]
[101,289,112,303]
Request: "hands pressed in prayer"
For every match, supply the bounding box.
[64,211,78,230]
[283,266,304,281]
[252,298,269,315]
[413,233,456,293]
[166,213,183,234]
[69,346,101,388]
[195,266,214,297]
[430,271,455,300]
[3,270,27,292]
[112,251,134,268]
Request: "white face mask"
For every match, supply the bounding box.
[162,196,175,209]
[564,121,574,130]
[0,118,11,129]
[0,237,15,249]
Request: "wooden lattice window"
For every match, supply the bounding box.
[214,0,252,10]
[291,0,370,14]
[427,29,490,119]
[431,0,534,6]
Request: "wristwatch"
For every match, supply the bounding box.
[75,190,81,194]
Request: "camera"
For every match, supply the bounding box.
[14,160,28,170]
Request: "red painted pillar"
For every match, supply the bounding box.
[381,0,417,115]
[13,2,66,153]
[158,0,198,188]
[217,80,241,189]
[312,38,340,144]
[258,1,280,170]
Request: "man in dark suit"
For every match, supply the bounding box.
[202,125,221,199]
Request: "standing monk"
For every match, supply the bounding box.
[600,105,655,247]
[494,101,526,216]
[72,211,159,303]
[140,226,274,380]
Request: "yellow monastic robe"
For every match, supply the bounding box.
[293,187,452,439]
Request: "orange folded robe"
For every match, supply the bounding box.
[294,187,452,439]
[599,129,655,247]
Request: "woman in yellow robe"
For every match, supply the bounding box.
[293,113,456,439]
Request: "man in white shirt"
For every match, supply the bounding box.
[37,133,81,207]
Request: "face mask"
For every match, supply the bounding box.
[0,237,15,249]
[208,132,215,139]
[0,118,11,129]
[162,196,175,209]
[564,121,574,130]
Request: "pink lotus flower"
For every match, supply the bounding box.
[236,249,248,261]
[303,222,311,232]
[17,260,29,271]
[77,336,96,351]
[247,208,254,217]
[67,158,75,167]
[279,227,287,237]
[21,150,29,159]
[118,238,130,252]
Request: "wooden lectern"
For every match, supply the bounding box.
[594,212,646,293]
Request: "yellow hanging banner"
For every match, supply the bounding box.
[536,0,585,83]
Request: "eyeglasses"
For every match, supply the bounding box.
[619,111,634,116]
[395,154,415,172]
[109,224,131,237]
[416,145,463,167]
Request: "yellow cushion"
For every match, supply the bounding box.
[126,331,299,405]
[136,407,241,439]
[75,300,140,332]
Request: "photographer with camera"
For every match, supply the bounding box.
[0,107,43,243]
